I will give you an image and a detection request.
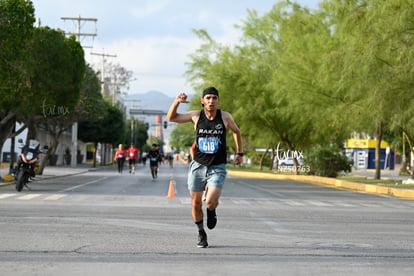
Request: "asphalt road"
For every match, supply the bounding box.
[1,162,413,276]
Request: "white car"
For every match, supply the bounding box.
[277,157,304,167]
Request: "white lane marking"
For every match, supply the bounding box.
[18,194,42,200]
[336,202,355,207]
[306,200,332,207]
[263,220,290,233]
[231,199,251,205]
[60,177,109,192]
[283,200,305,206]
[179,198,191,204]
[0,193,16,199]
[44,194,67,200]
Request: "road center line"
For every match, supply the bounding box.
[60,177,109,192]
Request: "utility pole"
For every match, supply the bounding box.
[61,16,97,48]
[124,99,141,144]
[61,15,97,167]
[90,51,117,97]
[90,51,117,166]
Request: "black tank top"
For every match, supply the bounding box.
[194,109,227,166]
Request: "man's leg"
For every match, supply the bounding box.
[190,190,208,248]
[204,164,226,230]
[202,185,208,201]
[205,187,221,229]
[205,187,221,210]
[190,190,204,222]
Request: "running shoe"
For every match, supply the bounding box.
[197,230,208,248]
[206,208,217,230]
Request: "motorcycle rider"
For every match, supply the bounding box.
[15,139,40,179]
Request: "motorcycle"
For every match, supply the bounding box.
[12,139,48,192]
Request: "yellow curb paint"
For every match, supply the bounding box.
[227,170,414,200]
[389,188,414,199]
[365,184,378,193]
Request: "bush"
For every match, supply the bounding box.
[250,152,272,170]
[306,145,352,178]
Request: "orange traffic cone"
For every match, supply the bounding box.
[167,179,175,198]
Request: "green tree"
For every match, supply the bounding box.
[322,0,414,179]
[78,103,126,167]
[21,26,85,174]
[186,4,329,171]
[21,27,85,139]
[124,119,149,151]
[76,65,107,122]
[38,64,103,173]
[169,123,194,152]
[0,0,35,161]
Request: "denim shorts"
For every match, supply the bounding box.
[187,160,227,192]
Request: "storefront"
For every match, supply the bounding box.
[345,139,394,170]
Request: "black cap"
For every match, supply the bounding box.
[202,86,219,98]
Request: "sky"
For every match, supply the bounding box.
[32,0,320,98]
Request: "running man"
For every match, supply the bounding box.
[148,143,161,180]
[166,87,243,248]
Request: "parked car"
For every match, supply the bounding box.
[277,157,304,167]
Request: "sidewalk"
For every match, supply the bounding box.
[348,164,410,181]
[0,163,98,187]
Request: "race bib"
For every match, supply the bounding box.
[117,154,124,158]
[129,152,135,157]
[198,137,219,154]
[150,157,158,162]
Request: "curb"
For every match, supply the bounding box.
[227,170,414,200]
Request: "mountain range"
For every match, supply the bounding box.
[123,91,175,112]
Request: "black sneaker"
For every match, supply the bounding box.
[197,230,208,248]
[206,208,217,230]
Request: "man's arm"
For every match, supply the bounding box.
[166,92,195,123]
[223,111,243,165]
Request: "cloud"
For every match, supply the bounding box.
[85,10,246,96]
[32,0,284,96]
[91,35,196,71]
[130,1,169,18]
[88,35,199,95]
